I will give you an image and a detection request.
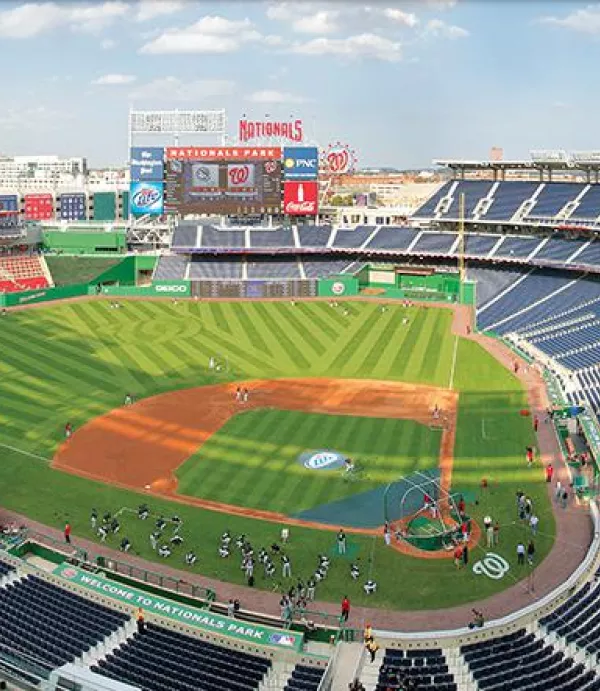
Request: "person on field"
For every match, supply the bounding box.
[533,415,539,432]
[341,596,350,622]
[530,514,539,536]
[454,543,463,568]
[517,542,525,565]
[64,523,71,544]
[527,540,536,566]
[546,464,554,483]
[337,529,347,554]
[363,580,377,595]
[64,422,73,440]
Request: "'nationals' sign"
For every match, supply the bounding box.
[166,147,282,161]
[239,119,303,144]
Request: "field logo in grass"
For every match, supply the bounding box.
[299,449,347,471]
[331,282,345,296]
[472,553,510,580]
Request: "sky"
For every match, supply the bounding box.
[1,0,600,168]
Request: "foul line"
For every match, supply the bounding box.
[448,334,459,390]
[0,442,52,464]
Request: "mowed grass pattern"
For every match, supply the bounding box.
[176,410,441,514]
[0,299,555,611]
[0,301,453,457]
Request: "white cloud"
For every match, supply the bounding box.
[0,105,73,131]
[140,15,261,54]
[293,10,341,35]
[130,77,235,103]
[92,73,137,86]
[100,38,116,49]
[134,1,184,23]
[267,3,418,34]
[424,18,469,39]
[247,90,307,104]
[540,6,600,35]
[0,1,128,38]
[383,8,419,28]
[292,33,403,62]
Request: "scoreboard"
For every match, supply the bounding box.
[192,280,317,299]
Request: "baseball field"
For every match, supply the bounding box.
[0,299,555,610]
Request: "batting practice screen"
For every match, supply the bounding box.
[164,147,282,216]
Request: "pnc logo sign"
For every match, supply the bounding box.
[283,147,319,180]
[298,450,347,471]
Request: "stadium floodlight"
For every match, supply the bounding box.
[128,110,227,148]
[571,151,600,165]
[529,149,569,164]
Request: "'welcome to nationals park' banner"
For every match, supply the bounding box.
[166,147,282,161]
[52,564,303,651]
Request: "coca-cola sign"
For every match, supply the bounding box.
[284,181,318,216]
[321,142,358,175]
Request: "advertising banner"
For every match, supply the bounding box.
[0,194,19,225]
[59,193,86,221]
[130,182,164,216]
[52,564,303,651]
[283,147,319,180]
[166,147,281,161]
[130,147,164,165]
[24,193,54,221]
[130,164,164,182]
[283,181,319,216]
[0,194,18,213]
[165,157,281,215]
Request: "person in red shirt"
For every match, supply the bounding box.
[341,596,350,622]
[454,544,463,568]
[64,523,71,544]
[458,497,466,516]
[533,416,539,432]
[64,422,73,440]
[545,464,554,483]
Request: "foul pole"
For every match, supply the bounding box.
[458,192,466,304]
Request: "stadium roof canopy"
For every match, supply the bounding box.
[434,150,600,172]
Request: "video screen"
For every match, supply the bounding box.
[165,159,282,215]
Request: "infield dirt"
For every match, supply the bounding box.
[52,378,461,556]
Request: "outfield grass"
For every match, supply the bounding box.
[176,410,441,514]
[0,300,554,611]
[44,256,121,286]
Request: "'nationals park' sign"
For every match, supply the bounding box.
[53,565,303,651]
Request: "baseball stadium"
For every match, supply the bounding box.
[1,14,600,691]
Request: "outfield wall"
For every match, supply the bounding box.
[318,270,475,304]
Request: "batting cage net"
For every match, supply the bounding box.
[384,470,468,552]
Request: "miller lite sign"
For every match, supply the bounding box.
[239,118,303,144]
[283,181,318,216]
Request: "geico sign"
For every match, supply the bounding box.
[155,285,187,293]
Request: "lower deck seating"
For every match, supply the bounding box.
[376,648,456,691]
[0,574,128,673]
[461,628,598,691]
[284,664,324,691]
[92,622,271,691]
[0,255,49,293]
